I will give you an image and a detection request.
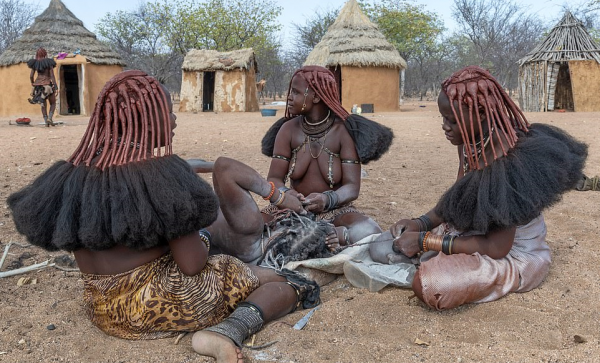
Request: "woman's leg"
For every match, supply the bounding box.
[192,267,302,363]
[206,157,274,262]
[48,93,56,126]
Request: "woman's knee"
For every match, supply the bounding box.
[213,157,234,174]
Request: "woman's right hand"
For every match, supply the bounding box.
[392,231,421,258]
[390,218,420,238]
[279,191,306,215]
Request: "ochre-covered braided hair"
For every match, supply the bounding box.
[68,70,172,169]
[35,47,47,60]
[442,66,530,171]
[285,65,350,120]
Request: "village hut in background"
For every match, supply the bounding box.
[518,11,600,112]
[304,0,407,112]
[0,0,124,118]
[179,48,259,113]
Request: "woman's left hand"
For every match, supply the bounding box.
[301,192,327,213]
[393,232,421,258]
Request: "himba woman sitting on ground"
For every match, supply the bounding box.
[8,70,319,363]
[257,65,393,259]
[370,66,587,310]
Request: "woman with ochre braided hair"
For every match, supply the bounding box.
[8,70,319,363]
[373,66,587,310]
[27,47,58,126]
[259,65,393,255]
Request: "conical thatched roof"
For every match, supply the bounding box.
[518,11,600,65]
[182,48,258,72]
[304,0,406,69]
[0,0,124,67]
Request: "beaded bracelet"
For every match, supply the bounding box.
[263,181,276,201]
[198,229,211,251]
[273,190,286,206]
[422,231,431,252]
[418,231,431,252]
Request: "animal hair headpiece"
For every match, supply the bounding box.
[285,65,350,121]
[441,66,529,171]
[68,70,172,170]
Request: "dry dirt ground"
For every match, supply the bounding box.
[0,101,598,363]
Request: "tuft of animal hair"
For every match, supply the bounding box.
[258,212,334,270]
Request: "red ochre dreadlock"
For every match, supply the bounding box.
[35,47,47,60]
[68,70,172,170]
[285,65,350,120]
[442,66,530,171]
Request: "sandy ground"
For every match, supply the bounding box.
[0,101,599,363]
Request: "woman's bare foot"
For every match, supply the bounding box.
[325,225,348,251]
[187,159,215,173]
[192,330,244,363]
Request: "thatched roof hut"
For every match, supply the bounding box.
[180,48,259,113]
[518,11,600,112]
[0,0,124,118]
[304,0,407,112]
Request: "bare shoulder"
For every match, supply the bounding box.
[279,116,301,133]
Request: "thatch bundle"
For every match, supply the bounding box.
[304,0,406,69]
[0,0,124,67]
[182,48,258,72]
[518,11,600,65]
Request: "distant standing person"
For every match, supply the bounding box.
[27,47,58,127]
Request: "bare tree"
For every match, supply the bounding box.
[289,7,338,69]
[96,3,183,90]
[0,0,38,53]
[452,0,545,91]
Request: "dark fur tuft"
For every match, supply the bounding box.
[8,155,219,251]
[27,58,56,71]
[261,117,291,157]
[258,213,333,267]
[435,123,587,233]
[344,115,394,164]
[261,115,394,164]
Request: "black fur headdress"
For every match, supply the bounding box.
[435,124,587,233]
[8,155,219,251]
[27,58,56,72]
[261,115,393,164]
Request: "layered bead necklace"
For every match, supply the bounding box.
[301,110,335,159]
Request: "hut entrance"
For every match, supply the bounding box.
[59,65,81,115]
[203,71,215,111]
[554,63,574,111]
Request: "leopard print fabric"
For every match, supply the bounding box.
[81,253,259,340]
[262,203,363,223]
